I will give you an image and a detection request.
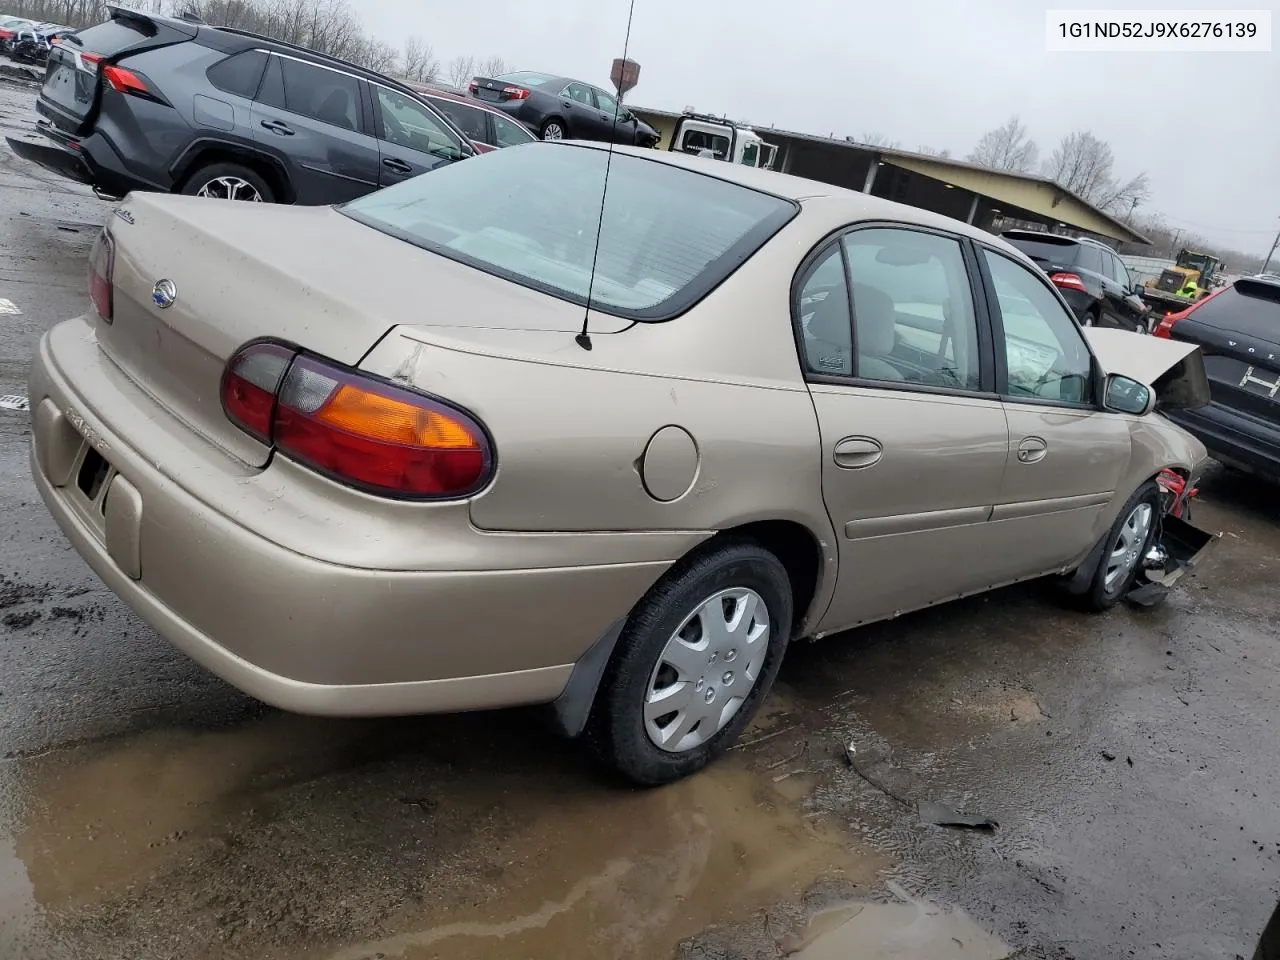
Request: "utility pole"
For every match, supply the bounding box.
[1169,228,1182,258]
[1127,196,1140,224]
[1263,222,1280,274]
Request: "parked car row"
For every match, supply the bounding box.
[4,7,516,204]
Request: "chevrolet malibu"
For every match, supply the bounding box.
[29,142,1210,785]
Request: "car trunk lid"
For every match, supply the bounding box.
[37,6,195,136]
[1168,279,1280,425]
[96,194,600,467]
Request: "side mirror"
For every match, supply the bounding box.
[1103,373,1155,416]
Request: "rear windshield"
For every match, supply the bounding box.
[496,71,556,87]
[1003,235,1081,266]
[67,17,156,51]
[1191,281,1280,342]
[340,143,797,320]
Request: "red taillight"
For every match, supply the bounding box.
[220,342,294,443]
[103,64,149,96]
[1049,272,1088,293]
[88,229,114,322]
[468,82,478,93]
[1152,285,1228,338]
[221,345,494,499]
[502,85,530,100]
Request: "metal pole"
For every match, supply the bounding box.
[862,158,878,194]
[966,193,979,225]
[1262,225,1280,274]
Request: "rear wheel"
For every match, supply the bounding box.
[1078,481,1162,612]
[585,540,792,785]
[180,162,275,203]
[540,119,566,141]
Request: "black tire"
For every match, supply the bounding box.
[585,539,793,786]
[180,162,275,203]
[540,118,566,141]
[1078,480,1162,612]
[1084,307,1100,327]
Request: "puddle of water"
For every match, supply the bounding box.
[322,761,881,960]
[5,711,886,960]
[787,887,1012,959]
[0,818,40,957]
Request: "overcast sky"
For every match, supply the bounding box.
[351,0,1278,257]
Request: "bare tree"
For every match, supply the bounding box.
[446,54,476,89]
[1043,130,1149,214]
[916,145,952,159]
[858,131,900,149]
[477,55,507,78]
[966,115,1038,172]
[400,36,439,83]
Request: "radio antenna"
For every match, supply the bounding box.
[576,0,639,351]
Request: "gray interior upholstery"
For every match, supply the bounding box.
[852,283,903,381]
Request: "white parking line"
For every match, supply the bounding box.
[0,395,30,412]
[0,299,21,316]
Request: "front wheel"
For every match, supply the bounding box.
[585,540,793,786]
[1078,480,1162,612]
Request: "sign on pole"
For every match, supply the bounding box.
[611,58,640,97]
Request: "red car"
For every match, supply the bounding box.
[413,86,536,153]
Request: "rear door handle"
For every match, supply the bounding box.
[1017,437,1048,463]
[260,119,294,136]
[833,436,883,469]
[382,157,412,174]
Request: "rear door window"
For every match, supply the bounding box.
[492,113,534,147]
[796,246,852,376]
[843,229,982,391]
[277,57,361,132]
[429,97,489,144]
[207,50,267,99]
[562,82,594,105]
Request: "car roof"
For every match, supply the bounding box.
[575,143,1033,256]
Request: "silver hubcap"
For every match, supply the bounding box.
[543,123,564,141]
[1105,502,1154,591]
[644,587,770,753]
[195,176,263,202]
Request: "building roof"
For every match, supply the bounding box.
[631,106,1149,245]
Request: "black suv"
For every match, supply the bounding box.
[1002,230,1150,332]
[6,7,476,204]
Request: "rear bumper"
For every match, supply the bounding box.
[1165,402,1280,480]
[28,316,678,716]
[7,121,167,197]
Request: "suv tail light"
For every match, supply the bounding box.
[88,228,114,322]
[1152,286,1227,338]
[103,64,151,97]
[1049,272,1088,293]
[221,343,494,499]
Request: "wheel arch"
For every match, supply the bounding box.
[551,516,835,739]
[169,138,295,203]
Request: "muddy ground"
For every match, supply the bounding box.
[1,79,1279,960]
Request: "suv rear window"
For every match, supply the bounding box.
[207,50,267,98]
[340,144,797,319]
[1190,281,1280,342]
[1003,234,1081,266]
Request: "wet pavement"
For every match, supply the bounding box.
[1,77,1279,960]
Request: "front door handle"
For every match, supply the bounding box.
[382,157,412,174]
[1017,436,1048,463]
[260,119,294,136]
[833,436,883,469]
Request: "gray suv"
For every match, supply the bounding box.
[6,7,476,204]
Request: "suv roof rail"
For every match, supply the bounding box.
[212,26,417,92]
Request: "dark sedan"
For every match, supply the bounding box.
[1155,275,1280,480]
[467,70,659,146]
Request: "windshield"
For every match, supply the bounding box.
[341,143,796,319]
